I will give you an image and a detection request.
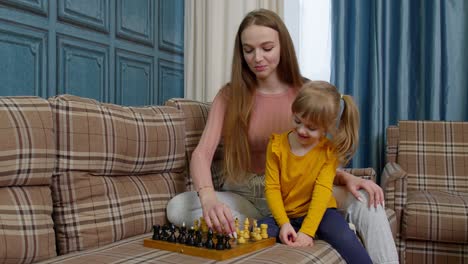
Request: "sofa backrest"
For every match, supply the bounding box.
[0,97,56,263]
[49,95,186,255]
[394,120,468,192]
[165,98,224,191]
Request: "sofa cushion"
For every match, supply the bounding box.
[49,95,186,255]
[37,233,345,264]
[0,97,56,263]
[403,190,468,243]
[397,120,468,192]
[0,97,55,186]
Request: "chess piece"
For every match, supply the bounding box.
[205,229,215,249]
[200,217,209,233]
[195,230,204,247]
[235,217,240,234]
[168,223,176,243]
[243,218,250,239]
[152,225,161,240]
[194,219,199,231]
[215,233,225,250]
[260,223,269,239]
[177,222,187,244]
[161,224,169,241]
[237,235,246,244]
[186,227,195,246]
[224,234,232,249]
[254,227,262,241]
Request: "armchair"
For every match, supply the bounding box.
[382,120,468,263]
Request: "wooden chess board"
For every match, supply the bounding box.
[143,237,276,261]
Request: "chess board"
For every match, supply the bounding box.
[143,237,276,261]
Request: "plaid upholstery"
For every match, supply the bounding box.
[404,190,468,243]
[49,95,186,255]
[165,98,224,191]
[37,233,345,264]
[0,97,56,263]
[383,120,468,263]
[398,120,468,192]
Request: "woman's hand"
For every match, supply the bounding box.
[337,169,385,208]
[290,232,314,247]
[198,189,236,236]
[279,223,297,245]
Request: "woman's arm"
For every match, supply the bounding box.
[190,91,236,235]
[333,169,384,208]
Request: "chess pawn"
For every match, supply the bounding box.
[195,230,204,247]
[260,223,269,239]
[224,235,232,249]
[254,227,262,241]
[152,225,161,240]
[205,229,215,249]
[168,223,177,243]
[177,223,187,244]
[215,233,225,250]
[237,235,246,244]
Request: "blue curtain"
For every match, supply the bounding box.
[331,0,468,182]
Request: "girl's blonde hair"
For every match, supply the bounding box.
[292,81,360,165]
[223,9,303,182]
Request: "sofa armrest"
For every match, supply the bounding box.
[342,167,376,182]
[381,162,407,236]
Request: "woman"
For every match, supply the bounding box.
[167,9,398,264]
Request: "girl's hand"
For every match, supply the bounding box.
[198,189,236,235]
[290,232,314,247]
[339,170,385,208]
[279,223,297,245]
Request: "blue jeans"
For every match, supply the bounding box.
[258,208,372,264]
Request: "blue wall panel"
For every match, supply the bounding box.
[58,0,109,33]
[0,22,47,96]
[116,0,153,46]
[57,36,108,101]
[116,50,153,106]
[0,0,184,106]
[158,58,183,104]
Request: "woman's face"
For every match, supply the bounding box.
[241,25,281,81]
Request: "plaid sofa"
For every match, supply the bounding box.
[382,120,468,264]
[0,95,394,264]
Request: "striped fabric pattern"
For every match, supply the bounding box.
[397,120,468,192]
[165,98,224,191]
[383,120,468,263]
[403,190,468,243]
[0,97,55,186]
[37,233,345,264]
[0,97,56,263]
[49,95,186,255]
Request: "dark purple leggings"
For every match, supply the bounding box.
[258,208,372,264]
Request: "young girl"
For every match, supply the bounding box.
[261,81,372,263]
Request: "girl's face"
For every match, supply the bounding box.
[240,25,281,81]
[291,114,325,147]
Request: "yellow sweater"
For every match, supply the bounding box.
[265,132,338,237]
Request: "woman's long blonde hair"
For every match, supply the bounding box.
[291,81,360,165]
[223,9,303,181]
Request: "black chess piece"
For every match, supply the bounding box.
[195,230,204,247]
[168,223,176,243]
[161,224,169,241]
[152,225,161,240]
[177,223,187,244]
[215,233,225,250]
[224,234,231,249]
[205,229,215,249]
[186,227,195,246]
